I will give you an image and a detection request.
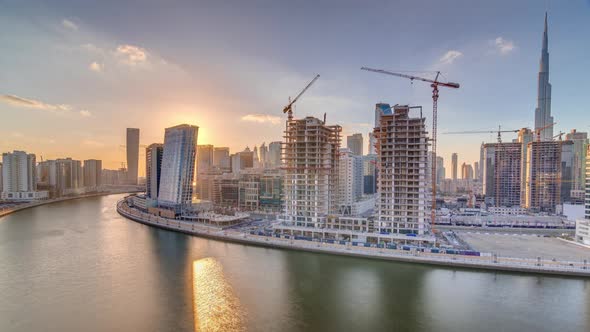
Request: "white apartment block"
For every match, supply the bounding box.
[338,148,363,215]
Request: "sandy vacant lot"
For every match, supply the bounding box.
[456,231,590,261]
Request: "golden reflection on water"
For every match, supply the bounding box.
[192,258,245,332]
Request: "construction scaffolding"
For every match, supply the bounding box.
[483,142,522,207]
[525,140,572,212]
[281,116,341,227]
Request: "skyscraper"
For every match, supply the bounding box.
[146,144,163,199]
[83,159,102,189]
[126,128,140,185]
[534,13,554,141]
[374,105,428,235]
[158,124,198,210]
[451,153,458,180]
[347,133,363,156]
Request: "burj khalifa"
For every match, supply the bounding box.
[534,13,554,141]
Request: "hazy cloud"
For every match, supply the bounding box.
[439,50,463,64]
[493,37,515,54]
[89,61,103,72]
[62,19,78,31]
[0,94,90,117]
[115,44,148,66]
[241,114,282,125]
[0,94,71,112]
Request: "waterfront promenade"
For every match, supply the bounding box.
[117,199,590,278]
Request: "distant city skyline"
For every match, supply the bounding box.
[1,1,589,173]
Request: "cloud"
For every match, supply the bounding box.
[62,19,78,31]
[89,61,103,72]
[439,50,463,64]
[493,37,515,55]
[0,94,71,112]
[0,94,89,117]
[241,114,282,125]
[115,44,148,66]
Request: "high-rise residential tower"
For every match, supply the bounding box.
[282,116,341,227]
[451,153,458,180]
[126,128,140,185]
[483,143,522,207]
[534,13,554,141]
[83,159,102,189]
[374,105,428,235]
[158,124,198,210]
[338,148,363,214]
[2,151,36,193]
[461,162,474,180]
[1,151,47,200]
[146,144,163,199]
[525,140,574,212]
[565,130,589,192]
[347,133,363,156]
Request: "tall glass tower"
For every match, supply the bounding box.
[158,124,199,210]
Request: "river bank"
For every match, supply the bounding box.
[116,199,590,278]
[0,191,139,219]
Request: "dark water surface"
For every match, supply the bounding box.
[0,194,588,331]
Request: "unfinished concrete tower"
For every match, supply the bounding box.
[374,105,428,235]
[282,116,341,227]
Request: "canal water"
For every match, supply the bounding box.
[0,194,588,331]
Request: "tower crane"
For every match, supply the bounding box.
[282,74,320,121]
[361,67,460,234]
[552,131,564,141]
[535,122,556,142]
[443,125,524,143]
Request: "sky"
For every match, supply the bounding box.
[1,0,589,175]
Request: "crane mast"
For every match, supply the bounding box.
[361,67,460,237]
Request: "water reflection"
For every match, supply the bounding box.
[192,258,245,331]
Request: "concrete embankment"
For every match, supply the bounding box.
[117,202,590,278]
[0,191,137,219]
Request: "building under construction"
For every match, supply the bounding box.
[374,105,429,236]
[483,142,522,207]
[281,116,341,227]
[525,140,574,212]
